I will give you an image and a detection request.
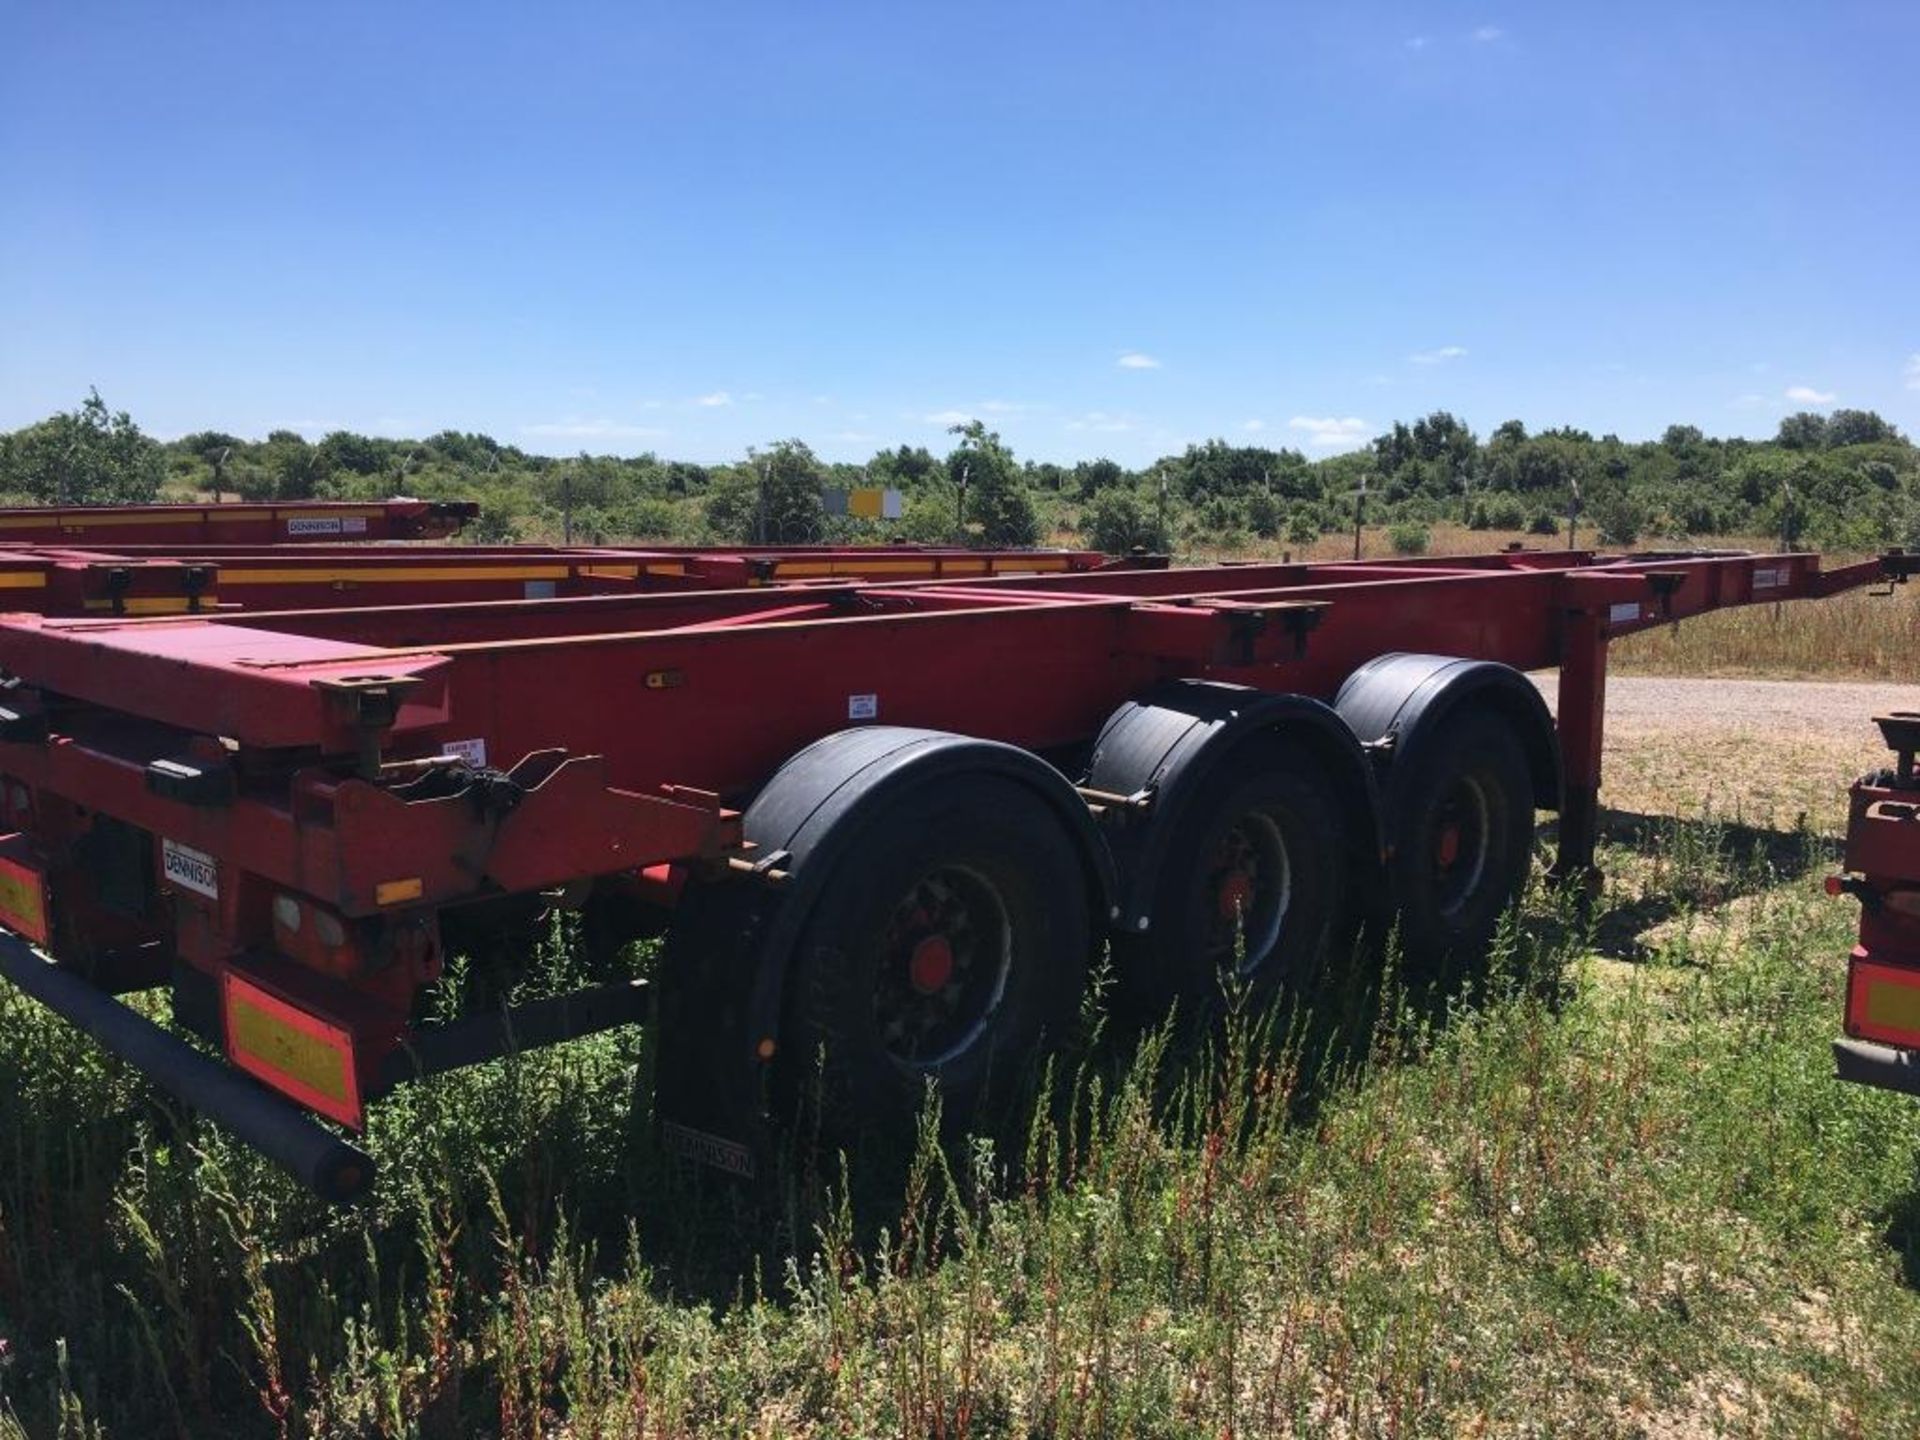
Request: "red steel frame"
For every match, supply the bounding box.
[0,544,1907,1136]
[0,540,1120,615]
[0,498,479,546]
[1830,715,1920,1095]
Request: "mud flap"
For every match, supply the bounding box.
[651,880,778,1180]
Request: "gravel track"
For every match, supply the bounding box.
[1531,674,1919,828]
[1535,674,1917,742]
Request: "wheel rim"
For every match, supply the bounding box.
[1203,809,1292,976]
[872,863,1014,1069]
[1432,773,1492,919]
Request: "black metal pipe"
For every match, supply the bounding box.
[376,977,649,1090]
[0,936,374,1202]
[1834,1037,1920,1099]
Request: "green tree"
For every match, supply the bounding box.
[1083,485,1171,553]
[947,420,1038,546]
[704,440,825,543]
[259,430,329,499]
[1776,412,1828,450]
[1824,409,1897,448]
[317,430,389,476]
[0,389,165,504]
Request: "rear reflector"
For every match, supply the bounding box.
[0,840,49,945]
[1846,956,1920,1052]
[222,972,363,1128]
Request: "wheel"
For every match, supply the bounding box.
[780,772,1089,1141]
[1114,735,1352,1016]
[1386,707,1536,969]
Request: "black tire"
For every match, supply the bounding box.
[1114,735,1351,1017]
[1387,708,1536,970]
[780,773,1089,1141]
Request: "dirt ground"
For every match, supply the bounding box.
[1533,674,1918,835]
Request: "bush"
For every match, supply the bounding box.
[1482,493,1527,530]
[1244,491,1281,538]
[623,497,682,540]
[1388,521,1431,555]
[1083,486,1171,554]
[1286,510,1323,544]
[1591,491,1645,547]
[1527,511,1561,537]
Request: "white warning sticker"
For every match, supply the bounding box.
[443,737,488,767]
[847,693,878,721]
[1609,601,1641,625]
[161,837,220,900]
[1753,566,1784,590]
[285,517,343,536]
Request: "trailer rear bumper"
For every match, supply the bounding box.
[0,932,376,1201]
[1833,1037,1920,1099]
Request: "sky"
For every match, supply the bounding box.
[2,1,1917,466]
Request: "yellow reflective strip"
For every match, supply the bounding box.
[0,572,48,589]
[0,515,60,529]
[229,996,350,1103]
[0,864,47,941]
[375,877,424,906]
[57,510,211,526]
[576,564,640,579]
[222,565,572,585]
[938,559,990,574]
[830,560,936,575]
[1867,978,1920,1033]
[644,562,688,576]
[80,596,209,614]
[205,509,274,522]
[770,561,833,577]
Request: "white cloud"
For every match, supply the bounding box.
[1904,354,1920,391]
[1472,25,1504,42]
[1288,415,1372,449]
[1727,393,1770,410]
[521,418,667,440]
[832,430,876,444]
[1405,35,1430,49]
[1066,410,1135,433]
[1410,345,1468,366]
[694,391,734,407]
[1116,351,1162,370]
[979,399,1039,414]
[1784,384,1835,405]
[1242,419,1267,433]
[921,409,974,426]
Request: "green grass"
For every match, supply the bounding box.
[2,824,1919,1438]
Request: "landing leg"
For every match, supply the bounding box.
[1552,609,1609,894]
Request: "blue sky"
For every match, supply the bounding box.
[3,1,1916,465]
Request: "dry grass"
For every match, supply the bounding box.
[1127,522,1917,682]
[1612,583,1919,681]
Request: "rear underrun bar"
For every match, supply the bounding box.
[0,933,375,1201]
